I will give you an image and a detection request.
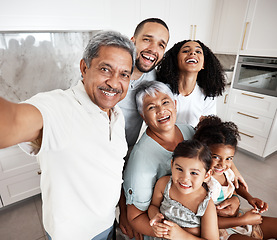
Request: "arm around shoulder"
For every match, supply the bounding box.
[0,97,43,148]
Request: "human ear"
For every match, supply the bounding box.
[80,59,88,77]
[204,169,212,182]
[131,36,135,44]
[174,100,177,110]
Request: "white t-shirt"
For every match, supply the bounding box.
[175,84,216,127]
[19,81,127,240]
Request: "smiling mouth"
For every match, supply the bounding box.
[186,58,198,63]
[179,182,191,188]
[99,87,122,97]
[213,167,225,173]
[141,53,156,63]
[157,115,170,123]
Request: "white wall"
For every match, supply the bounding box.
[0,0,113,31]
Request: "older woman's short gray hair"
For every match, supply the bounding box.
[135,80,175,115]
[82,30,136,73]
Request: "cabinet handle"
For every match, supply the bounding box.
[37,171,41,175]
[242,92,264,99]
[190,25,193,39]
[224,94,228,104]
[237,111,259,119]
[194,25,197,40]
[241,22,249,50]
[239,131,254,138]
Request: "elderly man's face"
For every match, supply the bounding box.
[80,45,133,114]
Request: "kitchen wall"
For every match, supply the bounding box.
[0,31,96,102]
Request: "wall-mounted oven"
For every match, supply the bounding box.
[233,55,277,97]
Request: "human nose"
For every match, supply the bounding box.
[147,41,159,54]
[157,104,166,114]
[106,73,120,89]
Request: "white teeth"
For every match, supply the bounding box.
[102,90,116,97]
[158,116,170,122]
[180,183,190,187]
[142,54,155,61]
[186,58,198,63]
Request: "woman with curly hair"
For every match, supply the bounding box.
[156,40,225,128]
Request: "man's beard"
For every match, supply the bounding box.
[135,57,157,73]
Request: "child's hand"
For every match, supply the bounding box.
[149,213,168,238]
[248,197,268,213]
[162,220,190,239]
[240,209,263,225]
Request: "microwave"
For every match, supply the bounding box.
[233,55,277,97]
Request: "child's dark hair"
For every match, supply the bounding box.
[193,115,240,149]
[172,139,212,172]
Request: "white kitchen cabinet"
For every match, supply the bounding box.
[211,0,249,54]
[0,146,41,207]
[212,0,277,57]
[167,0,218,48]
[240,0,277,57]
[225,89,277,158]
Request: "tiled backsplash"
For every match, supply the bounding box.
[0,31,97,102]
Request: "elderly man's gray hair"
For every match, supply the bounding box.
[135,80,175,115]
[82,30,136,73]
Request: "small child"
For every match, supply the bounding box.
[194,115,277,240]
[148,139,219,240]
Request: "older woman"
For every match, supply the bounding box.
[123,81,195,239]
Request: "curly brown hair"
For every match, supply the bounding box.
[193,115,240,149]
[156,40,225,98]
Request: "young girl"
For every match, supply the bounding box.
[194,115,277,240]
[148,139,219,240]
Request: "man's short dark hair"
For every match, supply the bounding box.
[134,18,169,37]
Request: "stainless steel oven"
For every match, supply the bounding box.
[233,55,277,97]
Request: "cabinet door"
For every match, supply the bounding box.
[0,169,41,206]
[0,146,39,180]
[211,0,248,54]
[240,0,277,57]
[192,0,218,47]
[167,0,192,48]
[167,0,217,48]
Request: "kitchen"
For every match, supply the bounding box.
[0,0,277,239]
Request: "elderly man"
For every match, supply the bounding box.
[0,31,136,240]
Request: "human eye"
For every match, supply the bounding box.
[182,49,189,53]
[176,167,183,172]
[196,48,203,54]
[212,155,220,161]
[191,171,199,176]
[148,105,155,111]
[162,100,170,105]
[143,38,150,42]
[159,43,165,49]
[226,157,233,161]
[121,72,130,80]
[100,67,111,74]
